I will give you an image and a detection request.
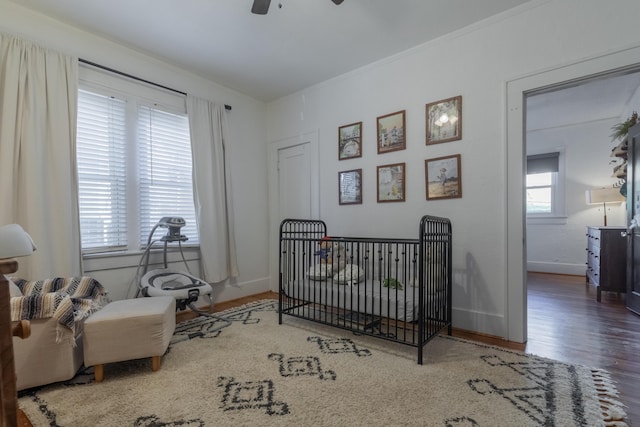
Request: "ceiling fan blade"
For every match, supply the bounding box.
[252,0,271,15]
[331,0,344,4]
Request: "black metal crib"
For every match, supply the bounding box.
[278,215,452,364]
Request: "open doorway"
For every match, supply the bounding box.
[524,69,640,278]
[505,47,640,343]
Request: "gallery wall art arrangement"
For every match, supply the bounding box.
[337,96,463,204]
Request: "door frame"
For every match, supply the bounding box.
[506,46,640,342]
[626,123,640,314]
[267,131,320,292]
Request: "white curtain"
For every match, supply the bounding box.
[0,33,81,279]
[187,95,238,282]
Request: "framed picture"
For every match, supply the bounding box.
[377,110,406,154]
[377,163,405,202]
[338,121,362,160]
[338,169,362,205]
[425,154,462,200]
[426,96,462,145]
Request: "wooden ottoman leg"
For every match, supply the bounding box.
[151,355,161,372]
[94,364,104,383]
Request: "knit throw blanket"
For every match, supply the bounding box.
[10,276,109,343]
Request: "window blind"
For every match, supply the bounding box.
[527,152,559,174]
[76,89,128,251]
[137,106,199,247]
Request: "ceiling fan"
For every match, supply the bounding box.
[252,0,344,15]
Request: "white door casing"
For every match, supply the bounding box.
[506,46,640,343]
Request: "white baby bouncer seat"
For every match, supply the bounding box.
[134,217,230,330]
[141,269,213,307]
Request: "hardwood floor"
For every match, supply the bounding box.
[525,272,640,426]
[446,273,639,425]
[205,272,640,425]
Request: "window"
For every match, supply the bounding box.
[526,151,565,219]
[77,90,128,251]
[526,172,553,214]
[137,106,196,247]
[76,69,198,253]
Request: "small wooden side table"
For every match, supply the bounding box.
[0,259,30,427]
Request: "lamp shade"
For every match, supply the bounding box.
[585,187,625,205]
[0,224,37,259]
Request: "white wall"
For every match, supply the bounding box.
[4,0,640,338]
[0,0,270,303]
[266,0,640,339]
[526,118,627,275]
[622,85,640,120]
[527,77,640,276]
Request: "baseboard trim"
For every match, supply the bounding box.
[527,261,585,276]
[452,307,507,341]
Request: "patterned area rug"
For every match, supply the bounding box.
[18,300,628,426]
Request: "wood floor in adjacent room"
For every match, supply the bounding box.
[525,272,640,425]
[214,272,640,425]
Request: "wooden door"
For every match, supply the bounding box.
[626,123,640,314]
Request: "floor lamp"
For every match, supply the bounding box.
[585,187,626,226]
[0,224,36,427]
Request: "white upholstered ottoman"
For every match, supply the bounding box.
[83,296,176,382]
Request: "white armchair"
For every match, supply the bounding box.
[10,276,108,391]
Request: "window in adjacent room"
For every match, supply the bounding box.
[76,67,198,253]
[526,151,565,220]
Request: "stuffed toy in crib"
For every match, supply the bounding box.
[316,236,345,271]
[307,236,346,280]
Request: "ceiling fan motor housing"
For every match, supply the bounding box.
[252,0,343,15]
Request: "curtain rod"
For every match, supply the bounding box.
[79,58,232,111]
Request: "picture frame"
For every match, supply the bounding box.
[426,95,462,145]
[425,154,462,200]
[377,110,406,154]
[377,162,405,202]
[338,121,362,160]
[338,169,362,205]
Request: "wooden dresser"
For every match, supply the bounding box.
[585,226,627,302]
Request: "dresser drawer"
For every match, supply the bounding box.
[585,226,626,302]
[586,265,600,285]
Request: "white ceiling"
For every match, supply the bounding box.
[526,70,640,132]
[11,0,640,128]
[13,0,534,102]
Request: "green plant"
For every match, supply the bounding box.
[610,111,638,141]
[383,278,403,290]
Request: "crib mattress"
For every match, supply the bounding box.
[283,278,420,322]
